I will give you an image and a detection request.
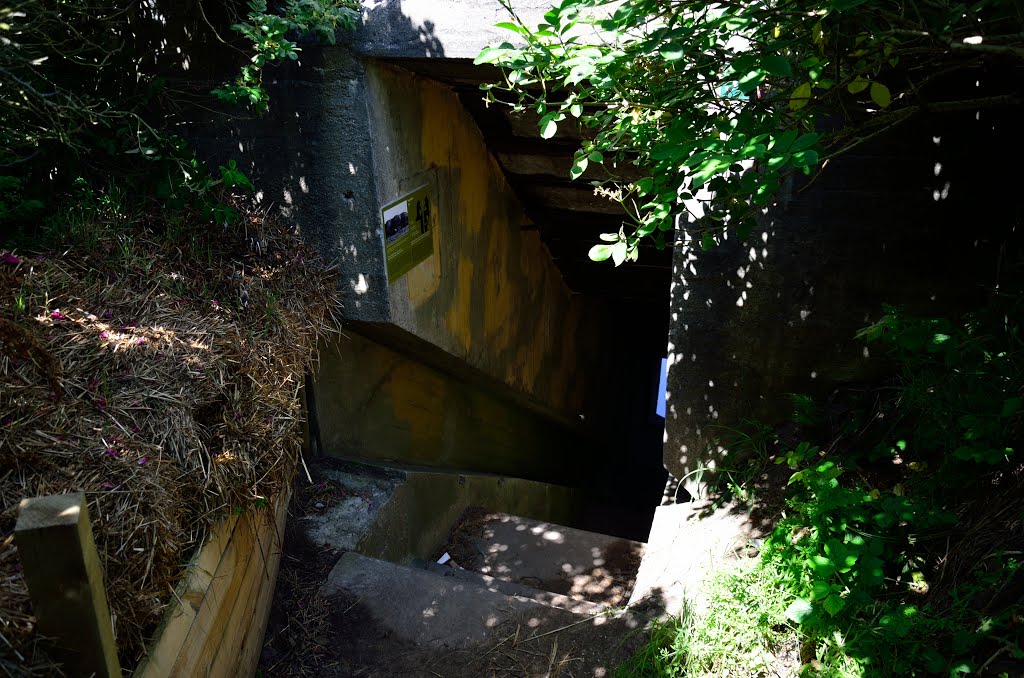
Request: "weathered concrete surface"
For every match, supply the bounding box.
[628,501,762,617]
[357,466,582,564]
[664,102,1024,492]
[419,561,609,616]
[320,551,647,677]
[298,467,402,552]
[323,551,555,646]
[312,329,587,483]
[446,513,645,607]
[293,459,582,566]
[360,62,603,419]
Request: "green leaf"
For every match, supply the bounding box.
[785,598,814,624]
[660,43,686,60]
[792,149,819,168]
[539,114,558,139]
[570,103,583,118]
[791,133,820,152]
[880,605,917,636]
[822,594,846,616]
[570,156,589,179]
[870,82,891,108]
[761,54,792,77]
[1001,397,1022,418]
[810,555,835,578]
[848,77,870,94]
[589,244,613,261]
[811,580,831,600]
[611,240,628,266]
[589,150,604,163]
[790,83,812,110]
[737,69,765,94]
[493,21,526,34]
[474,46,513,65]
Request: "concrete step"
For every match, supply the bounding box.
[627,500,765,617]
[442,511,646,606]
[320,551,647,676]
[416,561,609,616]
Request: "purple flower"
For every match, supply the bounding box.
[102,310,114,320]
[1,252,22,265]
[101,482,115,490]
[100,331,109,339]
[137,457,150,466]
[95,399,106,412]
[135,337,145,345]
[104,448,117,457]
[50,311,67,320]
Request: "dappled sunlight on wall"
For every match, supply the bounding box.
[662,93,1022,496]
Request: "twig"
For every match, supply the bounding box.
[977,643,1010,674]
[341,595,364,615]
[527,612,608,642]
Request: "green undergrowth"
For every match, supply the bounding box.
[621,288,1024,677]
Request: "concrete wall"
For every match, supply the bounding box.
[312,329,587,483]
[664,100,1023,494]
[355,467,582,563]
[358,62,599,419]
[165,2,655,489]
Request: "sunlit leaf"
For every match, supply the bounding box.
[785,598,814,624]
[660,43,685,60]
[539,114,558,139]
[493,21,526,34]
[611,240,628,266]
[589,243,613,261]
[790,82,812,110]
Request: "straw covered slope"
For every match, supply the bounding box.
[0,203,340,674]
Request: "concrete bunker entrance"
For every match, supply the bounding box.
[306,57,672,543]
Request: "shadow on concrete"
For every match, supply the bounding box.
[259,460,666,677]
[662,75,1024,500]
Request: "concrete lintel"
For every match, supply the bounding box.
[348,0,555,60]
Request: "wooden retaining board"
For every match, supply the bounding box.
[133,493,289,677]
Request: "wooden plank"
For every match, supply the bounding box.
[133,515,240,678]
[15,493,122,678]
[169,512,260,676]
[236,497,290,677]
[132,493,288,678]
[207,496,289,677]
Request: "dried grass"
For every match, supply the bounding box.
[0,203,340,674]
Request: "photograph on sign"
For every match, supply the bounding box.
[383,202,409,243]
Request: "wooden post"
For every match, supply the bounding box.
[15,492,122,678]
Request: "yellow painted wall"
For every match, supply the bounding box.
[365,63,598,420]
[313,330,582,481]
